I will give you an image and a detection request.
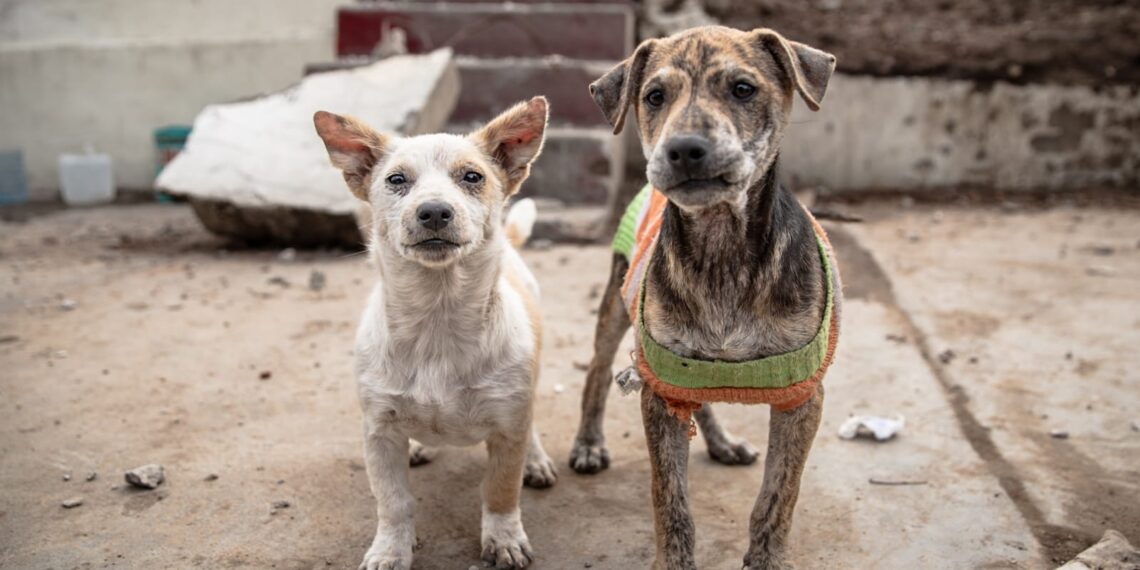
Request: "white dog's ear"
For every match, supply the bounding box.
[750,29,836,112]
[313,111,388,202]
[471,97,548,195]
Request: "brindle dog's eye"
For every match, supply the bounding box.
[386,173,407,185]
[645,89,665,108]
[462,171,483,184]
[732,82,756,100]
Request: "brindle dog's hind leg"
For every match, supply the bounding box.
[642,387,697,570]
[695,406,759,466]
[743,385,825,570]
[569,254,631,474]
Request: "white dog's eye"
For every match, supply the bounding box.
[386,173,407,185]
[461,171,483,184]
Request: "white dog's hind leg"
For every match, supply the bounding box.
[360,422,416,570]
[522,426,557,488]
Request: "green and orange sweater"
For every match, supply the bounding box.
[613,185,839,421]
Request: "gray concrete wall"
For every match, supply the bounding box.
[781,74,1139,193]
[0,0,345,200]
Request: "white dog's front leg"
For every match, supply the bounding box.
[359,421,415,570]
[482,432,534,568]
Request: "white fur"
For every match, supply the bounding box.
[352,133,551,570]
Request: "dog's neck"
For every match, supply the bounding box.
[647,160,824,357]
[373,235,505,341]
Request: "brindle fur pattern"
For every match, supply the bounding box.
[572,26,840,569]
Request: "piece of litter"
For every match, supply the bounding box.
[124,464,165,489]
[869,478,927,486]
[61,496,84,508]
[838,415,905,442]
[309,270,326,292]
[615,365,643,395]
[1050,429,1070,439]
[1056,529,1139,570]
[552,383,565,394]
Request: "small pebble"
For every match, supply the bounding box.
[553,384,565,394]
[278,248,297,262]
[124,464,165,489]
[85,472,97,482]
[204,473,219,482]
[61,496,84,509]
[60,299,77,311]
[259,371,272,380]
[309,270,327,292]
[1050,429,1070,440]
[272,500,291,509]
[62,472,71,482]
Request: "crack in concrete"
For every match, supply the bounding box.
[829,225,1086,565]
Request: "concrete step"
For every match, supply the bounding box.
[336,2,634,60]
[453,56,612,127]
[528,200,606,244]
[445,126,622,207]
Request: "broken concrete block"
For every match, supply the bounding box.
[1057,529,1139,570]
[157,49,459,246]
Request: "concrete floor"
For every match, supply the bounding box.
[0,201,1136,569]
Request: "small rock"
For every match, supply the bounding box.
[204,473,219,482]
[622,431,631,439]
[885,334,907,344]
[529,238,553,251]
[0,335,19,344]
[309,270,327,292]
[278,248,297,262]
[553,383,565,394]
[272,500,291,509]
[267,276,290,288]
[124,464,165,489]
[1086,265,1116,277]
[61,496,84,509]
[60,298,77,311]
[584,563,594,568]
[1050,429,1070,440]
[259,370,272,380]
[572,361,589,371]
[85,472,97,482]
[1087,245,1115,256]
[62,472,72,482]
[938,349,956,365]
[1130,420,1139,433]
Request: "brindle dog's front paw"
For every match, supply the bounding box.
[742,549,793,570]
[523,454,558,489]
[707,436,759,466]
[568,438,610,474]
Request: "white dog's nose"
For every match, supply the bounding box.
[416,201,454,231]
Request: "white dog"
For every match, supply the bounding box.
[314,97,557,570]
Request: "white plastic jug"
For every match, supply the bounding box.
[59,147,114,206]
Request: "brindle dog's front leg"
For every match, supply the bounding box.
[641,387,697,570]
[743,385,825,570]
[570,254,631,474]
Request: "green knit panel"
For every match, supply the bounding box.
[637,232,834,389]
[611,184,653,259]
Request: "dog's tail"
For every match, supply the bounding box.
[504,198,537,249]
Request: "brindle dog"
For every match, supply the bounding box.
[569,26,841,569]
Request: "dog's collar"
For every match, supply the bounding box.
[634,230,835,391]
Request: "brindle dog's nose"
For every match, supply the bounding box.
[665,135,711,173]
[416,201,454,231]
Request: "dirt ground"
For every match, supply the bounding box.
[1,199,1138,569]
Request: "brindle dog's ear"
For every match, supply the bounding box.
[589,39,657,134]
[752,29,837,112]
[313,111,389,202]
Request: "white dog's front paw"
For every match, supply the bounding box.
[523,451,557,489]
[481,510,534,569]
[358,549,411,570]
